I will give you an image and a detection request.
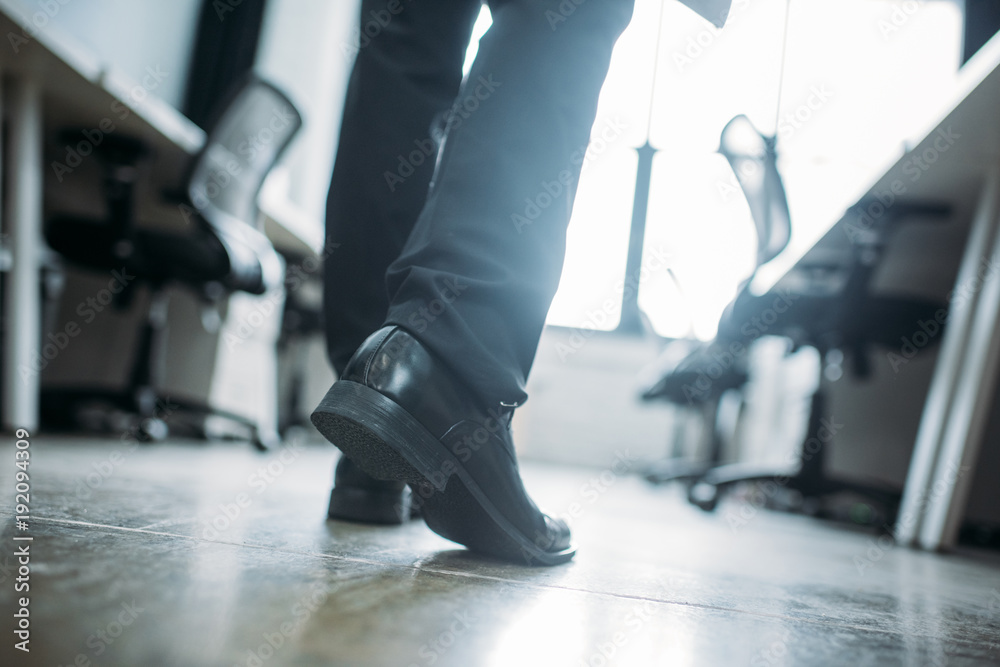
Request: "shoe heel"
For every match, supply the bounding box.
[328,485,412,525]
[311,381,450,489]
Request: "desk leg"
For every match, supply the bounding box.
[896,167,1000,550]
[1,75,43,432]
[920,169,1000,550]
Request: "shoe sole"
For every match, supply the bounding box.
[312,380,576,566]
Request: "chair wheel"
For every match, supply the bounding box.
[138,417,168,442]
[688,481,720,512]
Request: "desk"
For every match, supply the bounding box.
[757,31,1000,551]
[0,1,320,433]
[0,1,205,432]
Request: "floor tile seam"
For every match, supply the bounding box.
[24,515,997,648]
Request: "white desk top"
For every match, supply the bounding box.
[761,29,1000,303]
[0,0,204,155]
[0,1,320,256]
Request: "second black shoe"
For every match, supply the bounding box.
[328,455,419,525]
[311,326,574,566]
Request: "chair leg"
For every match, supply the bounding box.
[645,399,726,485]
[687,386,900,522]
[126,287,170,441]
[123,286,283,450]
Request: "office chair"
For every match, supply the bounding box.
[641,115,790,484]
[689,198,951,517]
[642,120,951,523]
[43,76,302,449]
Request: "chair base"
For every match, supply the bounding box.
[648,386,902,529]
[685,462,901,527]
[40,388,279,451]
[642,459,713,485]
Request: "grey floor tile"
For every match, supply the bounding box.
[1,520,997,666]
[0,437,998,665]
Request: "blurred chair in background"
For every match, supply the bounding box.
[688,195,952,520]
[642,114,791,485]
[43,76,301,448]
[643,113,952,526]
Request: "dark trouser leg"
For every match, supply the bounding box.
[324,0,482,523]
[323,0,482,375]
[384,0,635,408]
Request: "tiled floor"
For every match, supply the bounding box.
[1,435,999,666]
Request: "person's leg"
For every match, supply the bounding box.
[324,0,483,375]
[323,0,482,523]
[383,0,635,410]
[314,0,634,564]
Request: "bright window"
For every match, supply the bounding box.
[539,0,963,339]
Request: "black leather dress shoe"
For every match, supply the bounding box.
[328,455,419,525]
[311,326,574,566]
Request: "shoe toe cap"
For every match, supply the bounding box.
[543,514,573,553]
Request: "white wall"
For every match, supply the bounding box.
[255,0,361,227]
[9,0,202,109]
[512,328,676,470]
[18,0,361,232]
